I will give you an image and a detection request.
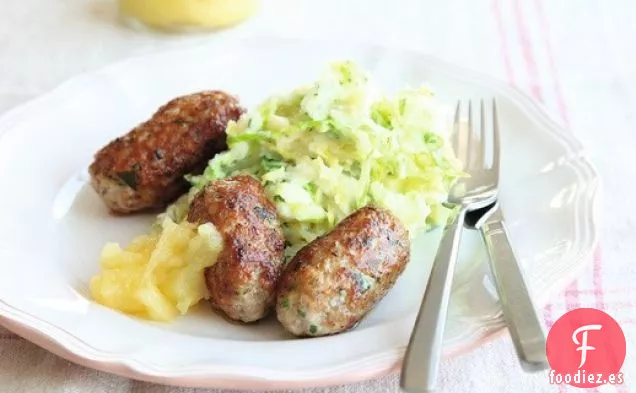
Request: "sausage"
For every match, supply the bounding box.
[187,175,286,322]
[276,205,410,337]
[89,91,245,213]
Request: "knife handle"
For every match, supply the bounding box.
[401,208,467,393]
[481,205,549,372]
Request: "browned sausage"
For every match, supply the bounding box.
[89,91,244,213]
[276,205,410,336]
[187,175,286,322]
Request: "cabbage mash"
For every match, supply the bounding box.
[181,61,463,258]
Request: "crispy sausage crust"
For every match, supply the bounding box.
[276,205,410,337]
[89,91,244,213]
[187,175,286,322]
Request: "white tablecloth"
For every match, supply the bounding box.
[1,1,635,392]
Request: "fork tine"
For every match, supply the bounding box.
[452,100,461,157]
[480,99,486,167]
[492,98,500,171]
[466,101,473,165]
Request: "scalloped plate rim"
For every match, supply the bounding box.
[0,37,600,389]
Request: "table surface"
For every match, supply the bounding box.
[1,0,635,392]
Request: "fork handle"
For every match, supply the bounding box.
[480,204,548,372]
[400,208,467,393]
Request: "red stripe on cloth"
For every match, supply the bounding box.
[564,282,581,311]
[511,0,566,321]
[496,9,565,392]
[513,0,543,101]
[532,2,611,393]
[493,0,562,335]
[533,0,570,126]
[534,0,607,321]
[543,303,554,328]
[594,300,636,309]
[502,0,570,351]
[515,5,591,393]
[492,0,515,84]
[529,0,586,328]
[492,0,563,363]
[592,248,605,311]
[515,0,581,326]
[577,287,633,295]
[564,280,580,314]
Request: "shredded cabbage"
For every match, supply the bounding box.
[185,61,464,258]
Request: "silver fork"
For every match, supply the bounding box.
[400,100,499,393]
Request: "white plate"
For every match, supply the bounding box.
[0,38,599,389]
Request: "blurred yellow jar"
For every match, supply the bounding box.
[119,0,259,32]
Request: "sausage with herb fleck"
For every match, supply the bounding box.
[187,175,286,322]
[276,205,410,337]
[89,91,245,213]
